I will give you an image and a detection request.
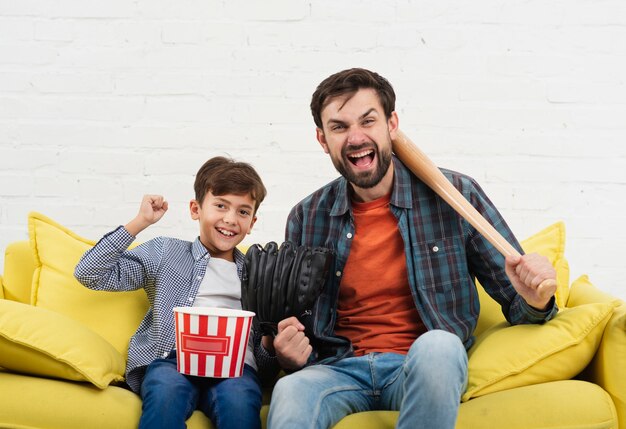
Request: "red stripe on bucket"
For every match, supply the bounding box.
[229,316,245,377]
[197,314,209,377]
[175,313,181,373]
[213,316,228,377]
[183,313,191,374]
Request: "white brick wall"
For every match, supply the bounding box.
[1,0,625,300]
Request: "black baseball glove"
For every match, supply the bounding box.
[241,241,333,336]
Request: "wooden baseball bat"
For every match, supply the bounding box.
[392,129,520,257]
[392,130,558,297]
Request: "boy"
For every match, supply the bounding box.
[75,156,269,429]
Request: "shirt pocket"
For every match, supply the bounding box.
[412,239,468,294]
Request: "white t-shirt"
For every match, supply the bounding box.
[193,257,256,370]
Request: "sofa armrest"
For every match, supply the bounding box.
[0,275,5,299]
[568,275,626,428]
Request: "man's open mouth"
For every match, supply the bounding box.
[347,149,375,167]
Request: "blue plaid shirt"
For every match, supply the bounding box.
[286,156,557,364]
[74,227,270,393]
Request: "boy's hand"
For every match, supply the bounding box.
[125,194,169,236]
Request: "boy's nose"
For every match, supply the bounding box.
[222,211,235,224]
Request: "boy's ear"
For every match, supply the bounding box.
[189,199,200,220]
[247,215,257,234]
[316,128,330,154]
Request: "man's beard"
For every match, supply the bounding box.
[332,142,393,189]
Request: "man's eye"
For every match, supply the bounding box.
[331,125,345,131]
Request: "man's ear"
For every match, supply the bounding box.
[316,128,330,154]
[189,199,200,220]
[388,111,399,140]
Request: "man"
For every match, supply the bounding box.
[265,68,557,429]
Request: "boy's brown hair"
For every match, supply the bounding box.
[310,68,396,129]
[194,156,267,213]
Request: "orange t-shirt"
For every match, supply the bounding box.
[334,193,426,356]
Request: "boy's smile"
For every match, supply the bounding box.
[190,191,257,261]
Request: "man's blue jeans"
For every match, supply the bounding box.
[138,351,262,429]
[267,330,468,429]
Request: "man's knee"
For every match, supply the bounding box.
[406,330,467,381]
[272,372,301,400]
[409,330,464,359]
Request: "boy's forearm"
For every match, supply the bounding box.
[124,216,151,237]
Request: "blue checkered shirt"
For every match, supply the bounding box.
[74,227,272,393]
[286,156,557,364]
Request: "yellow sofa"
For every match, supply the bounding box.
[1,213,625,429]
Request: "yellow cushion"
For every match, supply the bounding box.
[28,212,149,356]
[333,381,617,429]
[0,299,125,389]
[2,240,36,303]
[463,301,615,402]
[519,221,569,309]
[0,371,217,429]
[458,380,617,429]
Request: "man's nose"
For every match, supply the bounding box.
[346,127,368,145]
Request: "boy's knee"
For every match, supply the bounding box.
[216,377,262,405]
[142,365,190,398]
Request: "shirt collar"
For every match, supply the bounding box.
[192,237,208,260]
[191,237,245,270]
[329,155,413,216]
[389,155,414,209]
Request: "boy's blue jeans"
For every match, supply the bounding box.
[267,330,468,429]
[138,351,262,429]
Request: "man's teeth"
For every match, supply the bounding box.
[218,229,235,236]
[348,149,374,159]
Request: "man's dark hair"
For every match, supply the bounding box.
[194,156,267,213]
[310,68,396,129]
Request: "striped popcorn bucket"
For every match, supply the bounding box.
[173,307,255,378]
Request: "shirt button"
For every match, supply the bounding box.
[204,254,209,259]
[188,297,193,302]
[346,233,353,239]
[335,271,342,277]
[432,246,439,252]
[162,352,168,358]
[196,276,202,280]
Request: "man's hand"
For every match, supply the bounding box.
[125,194,169,236]
[505,253,557,310]
[271,317,312,371]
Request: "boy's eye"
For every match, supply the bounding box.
[239,210,251,217]
[215,203,226,209]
